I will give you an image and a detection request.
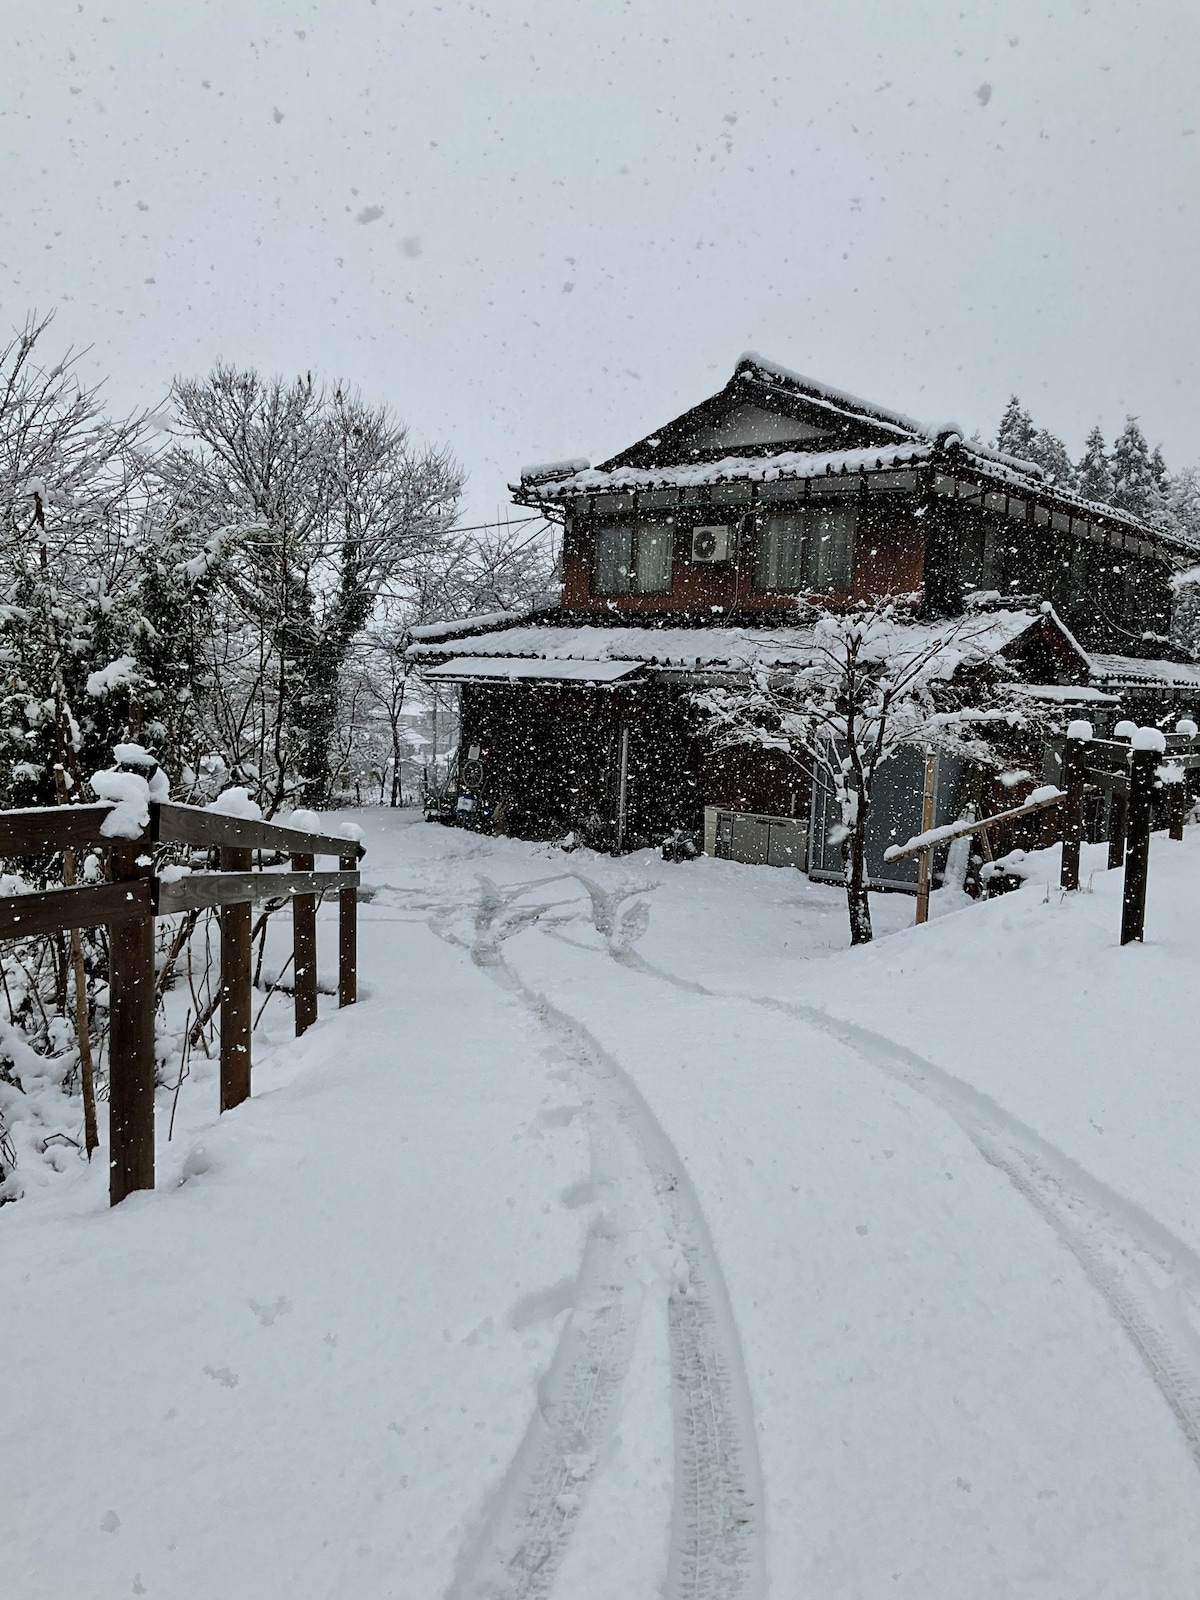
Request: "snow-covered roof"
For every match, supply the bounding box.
[408,610,1047,679]
[510,442,932,498]
[1009,684,1121,705]
[736,352,948,441]
[518,457,590,484]
[424,657,641,684]
[409,609,531,643]
[1088,653,1200,691]
[407,596,557,644]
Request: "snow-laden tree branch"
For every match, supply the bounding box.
[693,598,1043,944]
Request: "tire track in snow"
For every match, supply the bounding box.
[444,1202,645,1600]
[600,940,1200,1474]
[436,878,766,1600]
[434,887,648,1600]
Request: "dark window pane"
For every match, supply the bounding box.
[593,523,632,594]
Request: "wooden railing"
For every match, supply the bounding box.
[0,800,364,1205]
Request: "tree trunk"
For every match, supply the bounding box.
[845,810,873,946]
[389,729,403,807]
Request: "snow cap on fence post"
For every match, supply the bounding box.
[1176,718,1198,738]
[1114,720,1138,740]
[1131,727,1167,753]
[1066,719,1094,743]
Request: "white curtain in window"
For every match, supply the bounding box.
[635,522,673,593]
[756,516,804,590]
[756,507,856,593]
[804,507,856,591]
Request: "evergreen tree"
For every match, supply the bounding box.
[1076,426,1113,503]
[994,397,1075,488]
[994,396,1037,461]
[1025,428,1078,491]
[1110,416,1158,517]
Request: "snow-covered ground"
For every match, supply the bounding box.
[5,813,1200,1598]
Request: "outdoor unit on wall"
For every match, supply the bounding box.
[691,524,733,563]
[703,806,809,871]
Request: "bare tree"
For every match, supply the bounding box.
[695,600,1035,944]
[156,367,463,810]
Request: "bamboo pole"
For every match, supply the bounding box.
[914,750,939,926]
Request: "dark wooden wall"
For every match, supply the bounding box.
[459,681,810,848]
[559,499,924,616]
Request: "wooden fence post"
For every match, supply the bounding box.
[1168,770,1187,841]
[1109,721,1135,869]
[108,837,156,1205]
[339,850,357,1008]
[1121,740,1160,946]
[914,748,938,926]
[1108,780,1128,870]
[1059,725,1091,891]
[219,845,252,1109]
[292,851,319,1035]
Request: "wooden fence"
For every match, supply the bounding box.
[1059,729,1197,944]
[0,801,363,1205]
[888,725,1199,945]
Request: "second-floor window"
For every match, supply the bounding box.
[755,507,856,593]
[592,520,673,595]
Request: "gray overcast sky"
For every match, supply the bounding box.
[3,0,1198,521]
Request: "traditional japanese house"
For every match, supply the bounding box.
[409,354,1200,883]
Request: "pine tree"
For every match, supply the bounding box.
[1076,426,1113,503]
[1026,428,1078,491]
[1110,416,1158,516]
[995,396,1037,462]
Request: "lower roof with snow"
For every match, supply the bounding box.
[409,610,1060,683]
[1088,653,1200,690]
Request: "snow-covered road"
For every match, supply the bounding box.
[5,813,1200,1597]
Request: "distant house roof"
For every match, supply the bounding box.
[510,353,1195,558]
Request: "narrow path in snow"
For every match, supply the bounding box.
[431,876,767,1600]
[599,939,1200,1477]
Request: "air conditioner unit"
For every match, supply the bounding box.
[691,524,733,563]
